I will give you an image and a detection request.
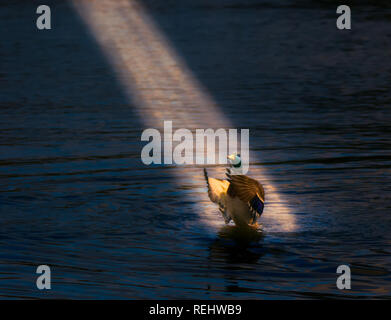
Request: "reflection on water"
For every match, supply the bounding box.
[218,225,264,243]
[0,0,391,299]
[210,225,265,264]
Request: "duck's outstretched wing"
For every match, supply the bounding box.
[203,168,231,223]
[226,169,265,224]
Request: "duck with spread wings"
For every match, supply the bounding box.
[204,152,265,227]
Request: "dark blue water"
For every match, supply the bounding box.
[1,0,391,299]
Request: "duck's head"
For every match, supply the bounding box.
[227,152,242,168]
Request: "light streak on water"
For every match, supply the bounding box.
[71,0,296,233]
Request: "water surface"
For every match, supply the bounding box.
[0,0,390,299]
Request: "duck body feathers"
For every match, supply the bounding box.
[204,168,265,226]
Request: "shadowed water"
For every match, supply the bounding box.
[0,0,390,299]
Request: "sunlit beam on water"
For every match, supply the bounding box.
[71,0,297,233]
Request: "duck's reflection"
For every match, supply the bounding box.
[206,225,266,295]
[209,224,265,265]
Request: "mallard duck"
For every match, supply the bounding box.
[204,152,265,227]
